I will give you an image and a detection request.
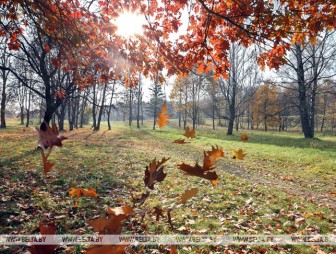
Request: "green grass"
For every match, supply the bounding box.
[0,120,335,254]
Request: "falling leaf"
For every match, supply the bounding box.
[87,215,126,234]
[153,206,165,221]
[180,188,198,203]
[36,121,67,149]
[144,157,170,189]
[173,139,188,144]
[41,149,54,175]
[106,205,134,216]
[131,191,150,207]
[241,133,248,142]
[232,149,246,160]
[206,145,224,161]
[167,208,174,229]
[69,187,98,203]
[29,221,57,254]
[183,127,196,139]
[156,102,173,128]
[170,245,178,254]
[178,162,218,186]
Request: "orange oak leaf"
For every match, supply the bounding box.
[173,138,188,144]
[144,157,170,189]
[183,127,196,139]
[206,145,224,161]
[29,221,57,254]
[87,215,126,234]
[178,162,218,186]
[180,188,198,203]
[69,187,98,203]
[106,205,134,216]
[41,149,54,175]
[232,149,246,160]
[241,133,248,142]
[36,121,67,149]
[156,102,173,128]
[170,245,179,254]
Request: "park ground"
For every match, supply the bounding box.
[0,119,335,254]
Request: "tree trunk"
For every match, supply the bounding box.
[96,82,107,131]
[0,71,6,128]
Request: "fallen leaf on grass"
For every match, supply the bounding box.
[180,188,198,203]
[183,127,196,139]
[232,149,246,160]
[69,187,98,203]
[131,191,150,206]
[144,157,170,189]
[170,245,178,254]
[173,139,188,144]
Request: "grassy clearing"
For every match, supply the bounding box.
[0,120,335,254]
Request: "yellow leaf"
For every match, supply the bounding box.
[232,149,246,160]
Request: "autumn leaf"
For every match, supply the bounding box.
[29,221,57,254]
[173,138,188,144]
[180,188,198,203]
[153,206,165,221]
[131,191,150,206]
[232,149,246,160]
[206,145,224,161]
[41,149,54,175]
[170,245,178,254]
[36,121,67,149]
[87,215,126,234]
[183,127,196,139]
[241,133,248,142]
[178,162,218,186]
[106,205,134,216]
[69,187,98,203]
[144,157,170,189]
[156,102,173,128]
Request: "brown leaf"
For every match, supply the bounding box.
[36,121,67,149]
[154,206,165,221]
[87,215,126,234]
[156,102,173,128]
[180,188,198,203]
[41,149,54,175]
[232,149,246,160]
[170,245,178,254]
[29,221,57,254]
[183,127,196,139]
[241,133,248,142]
[131,191,150,206]
[106,205,134,216]
[178,162,218,186]
[167,208,174,229]
[144,157,169,189]
[172,138,187,144]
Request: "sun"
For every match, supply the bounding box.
[114,12,145,37]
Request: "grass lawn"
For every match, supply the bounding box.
[0,119,335,254]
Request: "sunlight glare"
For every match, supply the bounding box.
[114,12,145,37]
